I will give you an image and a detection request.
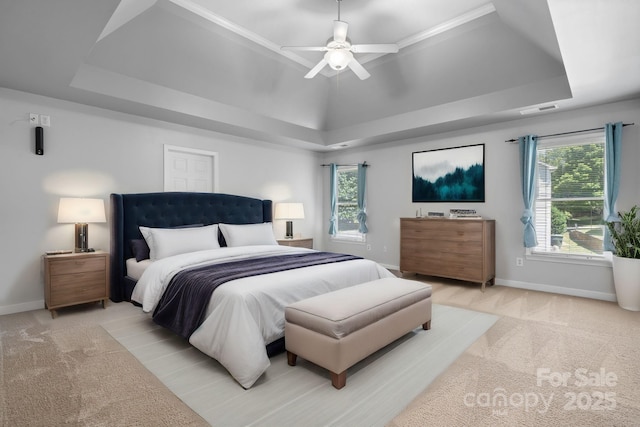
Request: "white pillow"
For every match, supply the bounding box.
[139,224,220,260]
[219,222,278,247]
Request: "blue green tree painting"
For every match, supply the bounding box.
[412,144,485,202]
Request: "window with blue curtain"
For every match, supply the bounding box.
[520,122,623,259]
[329,163,368,242]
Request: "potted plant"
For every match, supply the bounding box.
[606,205,640,311]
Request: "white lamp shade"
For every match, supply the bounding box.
[274,203,305,220]
[57,198,106,223]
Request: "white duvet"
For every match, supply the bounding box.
[131,245,394,388]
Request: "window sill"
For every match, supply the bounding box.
[526,249,612,267]
[330,235,366,244]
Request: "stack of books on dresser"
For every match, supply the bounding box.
[449,209,482,219]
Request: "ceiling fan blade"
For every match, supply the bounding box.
[347,58,371,80]
[351,44,399,53]
[333,20,349,43]
[281,46,328,52]
[305,59,328,79]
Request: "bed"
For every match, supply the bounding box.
[110,192,394,388]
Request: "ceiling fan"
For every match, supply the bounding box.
[281,0,399,80]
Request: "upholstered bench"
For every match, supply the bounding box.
[284,277,432,389]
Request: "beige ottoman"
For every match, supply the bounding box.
[284,277,432,389]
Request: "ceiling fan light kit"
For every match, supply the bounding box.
[325,48,353,70]
[281,0,399,80]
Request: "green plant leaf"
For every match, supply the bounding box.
[607,205,640,258]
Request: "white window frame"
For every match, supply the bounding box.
[331,165,366,243]
[526,132,610,266]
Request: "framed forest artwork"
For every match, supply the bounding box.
[412,144,485,202]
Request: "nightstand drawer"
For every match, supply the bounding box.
[49,271,106,306]
[277,238,313,249]
[49,257,105,276]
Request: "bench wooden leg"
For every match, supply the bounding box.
[331,371,346,389]
[422,320,431,330]
[287,351,297,366]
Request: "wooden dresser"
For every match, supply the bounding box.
[400,218,495,290]
[43,251,110,317]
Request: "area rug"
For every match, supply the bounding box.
[105,304,498,426]
[0,312,208,426]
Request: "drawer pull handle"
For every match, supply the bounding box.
[75,261,86,265]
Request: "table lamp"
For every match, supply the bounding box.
[57,198,106,252]
[275,202,305,239]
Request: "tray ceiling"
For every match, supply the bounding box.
[0,0,638,151]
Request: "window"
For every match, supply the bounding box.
[533,133,605,257]
[332,165,365,242]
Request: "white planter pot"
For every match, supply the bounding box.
[612,255,640,311]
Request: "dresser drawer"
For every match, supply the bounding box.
[401,220,483,243]
[49,257,105,276]
[400,247,483,266]
[49,271,106,306]
[401,237,484,257]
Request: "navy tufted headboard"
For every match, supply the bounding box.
[110,192,273,302]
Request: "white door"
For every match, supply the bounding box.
[164,145,219,192]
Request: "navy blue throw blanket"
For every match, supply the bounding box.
[152,251,362,339]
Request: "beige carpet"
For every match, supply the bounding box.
[3,280,640,426]
[389,278,640,427]
[0,308,208,426]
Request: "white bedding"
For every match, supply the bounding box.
[131,245,394,388]
[125,258,152,281]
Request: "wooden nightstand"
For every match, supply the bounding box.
[43,251,110,318]
[277,237,313,249]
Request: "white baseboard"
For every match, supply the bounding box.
[0,300,45,316]
[381,268,617,303]
[381,263,400,271]
[495,278,617,302]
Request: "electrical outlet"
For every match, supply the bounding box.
[29,113,39,125]
[516,257,524,267]
[366,244,372,251]
[40,115,50,127]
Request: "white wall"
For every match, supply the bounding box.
[2,87,638,314]
[0,88,322,314]
[322,99,640,301]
